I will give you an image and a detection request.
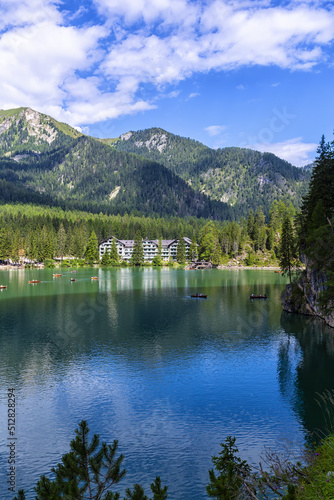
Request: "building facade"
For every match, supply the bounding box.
[99,237,192,262]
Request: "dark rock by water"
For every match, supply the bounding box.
[281,257,334,328]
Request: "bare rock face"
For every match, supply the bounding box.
[20,108,58,144]
[0,107,59,148]
[281,259,334,328]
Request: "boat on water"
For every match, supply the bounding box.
[53,274,62,277]
[191,293,207,299]
[250,294,267,299]
[0,285,7,289]
[71,270,78,273]
[91,276,99,280]
[70,278,76,281]
[274,271,282,274]
[29,280,41,284]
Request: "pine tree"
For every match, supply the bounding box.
[253,207,266,251]
[101,250,111,266]
[206,436,251,499]
[85,231,99,262]
[152,239,163,266]
[211,240,223,266]
[0,228,11,260]
[124,484,148,499]
[131,231,144,266]
[110,238,120,264]
[15,420,126,500]
[198,222,222,262]
[247,210,254,239]
[279,215,297,284]
[176,237,187,264]
[14,422,168,500]
[266,228,275,251]
[150,477,168,500]
[269,201,280,234]
[302,135,334,232]
[57,223,66,260]
[188,238,198,261]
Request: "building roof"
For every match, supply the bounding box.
[100,237,191,248]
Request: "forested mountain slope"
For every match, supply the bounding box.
[0,107,82,155]
[0,108,311,220]
[0,109,232,219]
[113,128,311,216]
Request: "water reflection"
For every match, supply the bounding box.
[280,311,334,441]
[1,269,326,499]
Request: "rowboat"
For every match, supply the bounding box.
[0,285,7,289]
[53,274,62,277]
[70,278,76,281]
[29,280,41,284]
[91,276,99,280]
[71,270,78,273]
[250,294,267,299]
[191,293,207,299]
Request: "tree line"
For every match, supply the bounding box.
[0,199,295,265]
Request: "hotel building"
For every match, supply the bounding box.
[99,237,192,262]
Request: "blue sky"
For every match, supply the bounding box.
[1,0,334,166]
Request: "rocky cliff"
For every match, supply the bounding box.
[281,255,334,328]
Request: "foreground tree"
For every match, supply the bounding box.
[14,420,168,500]
[207,436,252,499]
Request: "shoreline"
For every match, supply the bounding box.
[1,263,283,271]
[218,265,281,270]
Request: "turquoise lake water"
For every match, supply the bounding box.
[0,268,334,499]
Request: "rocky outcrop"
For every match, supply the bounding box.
[281,258,334,328]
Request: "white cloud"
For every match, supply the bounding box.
[236,84,245,90]
[0,0,334,127]
[205,125,227,137]
[248,138,318,166]
[0,0,62,30]
[0,21,109,120]
[187,92,199,99]
[93,0,198,27]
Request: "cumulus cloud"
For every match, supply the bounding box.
[248,138,318,167]
[0,0,334,127]
[93,0,198,27]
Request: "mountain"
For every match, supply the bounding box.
[0,108,232,219]
[112,128,312,216]
[0,107,82,155]
[0,108,311,219]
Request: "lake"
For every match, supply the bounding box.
[0,268,334,499]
